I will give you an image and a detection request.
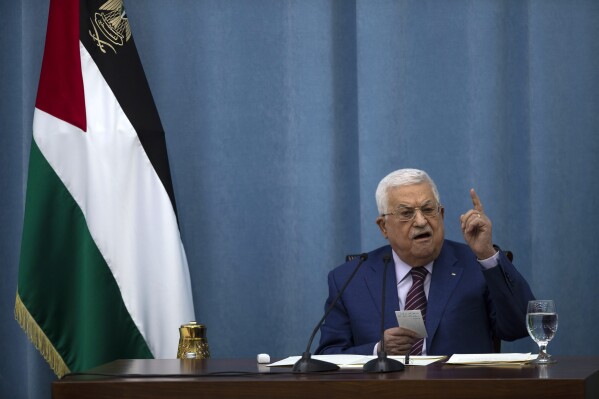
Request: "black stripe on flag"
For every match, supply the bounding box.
[79,0,179,218]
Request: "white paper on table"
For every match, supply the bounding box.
[339,355,446,368]
[266,354,445,367]
[446,353,537,365]
[266,355,366,367]
[395,310,428,338]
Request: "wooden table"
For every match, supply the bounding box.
[52,357,599,399]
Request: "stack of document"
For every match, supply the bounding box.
[267,354,446,368]
[445,353,537,365]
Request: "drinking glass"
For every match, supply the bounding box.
[526,300,558,364]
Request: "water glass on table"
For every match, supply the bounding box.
[526,300,558,364]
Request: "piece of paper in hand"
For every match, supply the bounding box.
[395,310,427,338]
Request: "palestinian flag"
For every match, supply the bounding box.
[15,0,195,377]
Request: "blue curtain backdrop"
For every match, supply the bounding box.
[2,1,599,398]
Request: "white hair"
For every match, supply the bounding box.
[375,168,441,214]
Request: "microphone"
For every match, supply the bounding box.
[363,253,405,373]
[292,253,369,373]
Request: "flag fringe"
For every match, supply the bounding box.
[14,292,70,378]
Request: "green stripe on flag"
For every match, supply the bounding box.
[17,138,153,374]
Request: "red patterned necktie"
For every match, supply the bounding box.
[405,267,428,355]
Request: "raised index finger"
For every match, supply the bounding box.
[470,188,484,213]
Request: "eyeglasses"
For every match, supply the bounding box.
[381,202,442,222]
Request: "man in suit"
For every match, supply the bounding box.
[316,168,535,356]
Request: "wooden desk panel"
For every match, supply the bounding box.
[52,357,599,399]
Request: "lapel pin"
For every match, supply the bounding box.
[451,272,456,276]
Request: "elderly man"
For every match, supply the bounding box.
[316,168,534,356]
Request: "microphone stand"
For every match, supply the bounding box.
[293,254,368,373]
[363,254,405,373]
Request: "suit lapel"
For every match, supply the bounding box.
[364,252,400,329]
[426,243,462,347]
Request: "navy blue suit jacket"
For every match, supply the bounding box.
[315,240,535,356]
